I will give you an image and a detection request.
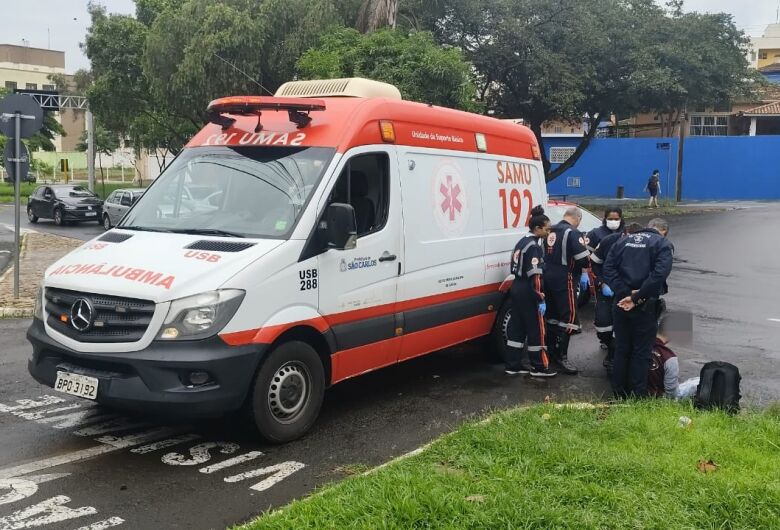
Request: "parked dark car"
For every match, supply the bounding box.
[27,185,103,226]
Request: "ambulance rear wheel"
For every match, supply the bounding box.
[489,299,513,364]
[249,340,325,444]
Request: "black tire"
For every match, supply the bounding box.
[488,298,513,364]
[27,207,38,223]
[53,208,64,226]
[248,340,325,443]
[103,214,112,230]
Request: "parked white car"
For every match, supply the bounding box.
[103,189,145,230]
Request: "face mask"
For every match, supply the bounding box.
[606,220,621,231]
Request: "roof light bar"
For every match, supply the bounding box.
[206,96,327,131]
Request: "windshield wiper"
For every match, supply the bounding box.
[119,225,173,233]
[169,228,246,238]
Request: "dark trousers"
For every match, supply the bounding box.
[506,282,548,370]
[545,275,579,360]
[594,290,615,360]
[612,299,658,398]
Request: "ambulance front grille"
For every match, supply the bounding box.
[45,288,155,343]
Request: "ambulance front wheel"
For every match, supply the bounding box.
[248,340,325,444]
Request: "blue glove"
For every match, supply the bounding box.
[580,271,590,291]
[538,302,546,317]
[602,284,614,297]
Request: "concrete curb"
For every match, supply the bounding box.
[0,307,33,319]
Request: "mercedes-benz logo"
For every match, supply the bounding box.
[70,298,94,332]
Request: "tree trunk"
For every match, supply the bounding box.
[546,112,604,182]
[356,0,398,32]
[528,120,551,177]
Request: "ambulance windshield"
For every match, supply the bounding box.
[120,146,335,239]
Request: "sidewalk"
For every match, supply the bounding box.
[0,232,82,317]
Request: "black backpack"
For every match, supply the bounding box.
[695,362,741,413]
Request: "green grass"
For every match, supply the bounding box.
[0,182,145,202]
[242,401,780,530]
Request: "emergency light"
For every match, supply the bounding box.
[206,96,327,132]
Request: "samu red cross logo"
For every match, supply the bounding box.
[440,174,462,221]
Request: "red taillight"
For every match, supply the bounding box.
[531,144,541,160]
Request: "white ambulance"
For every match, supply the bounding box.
[28,79,548,442]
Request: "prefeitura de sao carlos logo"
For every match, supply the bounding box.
[432,161,469,237]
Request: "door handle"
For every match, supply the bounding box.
[378,253,397,262]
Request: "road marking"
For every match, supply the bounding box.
[14,404,84,421]
[161,442,239,467]
[74,419,152,437]
[0,446,119,480]
[73,517,125,530]
[0,396,66,413]
[129,434,201,455]
[224,462,306,492]
[0,495,97,529]
[96,427,186,449]
[0,427,185,479]
[769,318,780,323]
[0,475,70,507]
[37,411,120,430]
[199,451,264,474]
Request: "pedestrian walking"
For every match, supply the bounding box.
[603,218,673,398]
[543,206,590,375]
[646,170,661,208]
[505,206,556,377]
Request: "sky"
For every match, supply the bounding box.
[0,0,779,73]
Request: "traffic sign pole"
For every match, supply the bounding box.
[14,112,21,299]
[1,94,45,300]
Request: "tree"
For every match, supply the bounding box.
[83,0,197,183]
[409,0,756,181]
[76,124,120,194]
[143,0,347,125]
[297,28,478,111]
[356,0,398,32]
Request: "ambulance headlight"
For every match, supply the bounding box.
[158,289,245,340]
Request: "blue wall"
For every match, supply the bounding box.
[546,135,780,200]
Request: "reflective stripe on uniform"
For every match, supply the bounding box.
[546,318,560,325]
[558,322,581,331]
[573,250,590,260]
[594,325,613,332]
[561,228,571,266]
[527,345,545,352]
[590,253,603,264]
[526,267,543,276]
[507,340,524,348]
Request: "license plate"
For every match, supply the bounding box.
[85,212,96,217]
[54,371,98,400]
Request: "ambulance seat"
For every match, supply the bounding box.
[350,170,375,235]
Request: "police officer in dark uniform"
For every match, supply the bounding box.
[505,206,556,377]
[543,206,590,375]
[603,218,673,398]
[589,222,643,373]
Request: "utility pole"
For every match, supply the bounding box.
[675,106,687,202]
[86,109,96,192]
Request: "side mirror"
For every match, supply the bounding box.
[322,203,357,251]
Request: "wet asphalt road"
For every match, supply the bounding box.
[0,204,104,243]
[0,205,778,529]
